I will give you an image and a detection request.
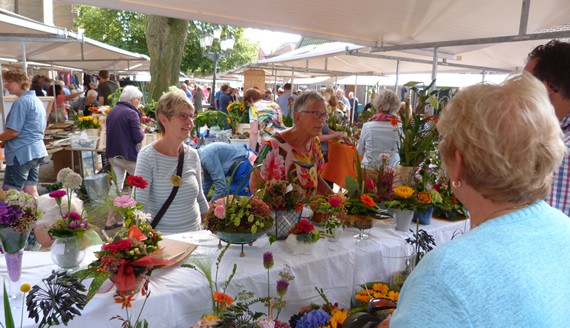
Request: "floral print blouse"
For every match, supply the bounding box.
[249,100,286,142]
[255,132,325,198]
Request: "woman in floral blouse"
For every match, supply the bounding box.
[245,88,286,151]
[250,91,333,198]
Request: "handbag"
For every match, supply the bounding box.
[151,144,184,229]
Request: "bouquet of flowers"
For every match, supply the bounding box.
[289,287,349,328]
[261,179,306,212]
[367,153,396,202]
[288,219,319,244]
[47,168,89,238]
[141,116,158,133]
[308,193,347,224]
[0,189,39,235]
[344,149,382,219]
[74,115,102,130]
[433,177,467,220]
[352,282,399,320]
[382,185,422,211]
[205,195,273,234]
[226,101,245,132]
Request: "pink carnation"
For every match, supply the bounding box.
[214,205,226,219]
[49,189,67,199]
[114,195,137,208]
[328,196,342,208]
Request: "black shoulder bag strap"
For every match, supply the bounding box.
[151,144,184,229]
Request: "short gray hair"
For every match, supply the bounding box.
[373,89,401,115]
[119,85,143,102]
[86,89,98,98]
[293,90,326,113]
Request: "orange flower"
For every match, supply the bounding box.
[213,291,234,309]
[360,194,376,207]
[416,191,431,204]
[114,293,134,309]
[389,117,399,127]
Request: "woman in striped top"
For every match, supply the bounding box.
[134,90,209,234]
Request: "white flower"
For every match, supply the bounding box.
[134,209,152,222]
[254,316,275,328]
[63,172,83,190]
[56,168,74,183]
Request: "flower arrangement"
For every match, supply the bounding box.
[323,215,344,237]
[367,153,396,202]
[352,282,399,321]
[383,185,421,211]
[74,115,102,130]
[226,101,245,132]
[0,189,39,233]
[289,287,349,328]
[205,195,273,234]
[344,150,381,218]
[309,193,347,219]
[432,177,467,220]
[47,168,89,238]
[141,115,158,133]
[288,219,320,244]
[261,179,306,212]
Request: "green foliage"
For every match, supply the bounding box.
[3,281,15,328]
[194,109,229,131]
[107,86,123,109]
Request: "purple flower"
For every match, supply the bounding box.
[0,201,24,226]
[263,251,274,269]
[296,309,330,328]
[48,189,67,199]
[65,211,82,221]
[276,278,289,297]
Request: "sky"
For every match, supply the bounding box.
[244,28,302,53]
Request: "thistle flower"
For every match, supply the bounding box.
[276,278,289,297]
[263,251,274,270]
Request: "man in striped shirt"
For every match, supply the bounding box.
[525,40,570,215]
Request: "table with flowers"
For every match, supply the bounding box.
[2,218,469,328]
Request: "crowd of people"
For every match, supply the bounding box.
[2,39,570,326]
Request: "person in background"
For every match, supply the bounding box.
[218,84,232,113]
[105,85,145,230]
[336,88,351,115]
[244,88,286,151]
[250,91,333,198]
[357,89,402,168]
[276,83,297,118]
[197,143,257,202]
[263,89,273,101]
[57,80,71,95]
[348,91,359,124]
[97,69,119,106]
[277,88,284,98]
[193,85,205,112]
[72,89,99,116]
[181,83,193,101]
[30,75,46,97]
[46,84,82,121]
[524,40,570,216]
[382,73,570,327]
[135,90,209,234]
[1,70,48,197]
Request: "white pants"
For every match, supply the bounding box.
[108,157,136,196]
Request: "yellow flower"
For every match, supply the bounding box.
[227,117,231,124]
[20,283,31,293]
[170,175,182,187]
[394,186,414,199]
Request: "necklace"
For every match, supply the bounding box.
[471,202,532,229]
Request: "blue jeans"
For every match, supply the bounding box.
[3,157,45,190]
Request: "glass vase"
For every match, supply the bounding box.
[0,226,32,298]
[51,236,86,271]
[269,210,302,240]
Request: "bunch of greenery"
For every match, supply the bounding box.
[194,109,229,131]
[261,179,305,212]
[205,195,273,234]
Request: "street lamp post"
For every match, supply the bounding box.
[200,26,235,109]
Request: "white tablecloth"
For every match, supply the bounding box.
[2,218,470,328]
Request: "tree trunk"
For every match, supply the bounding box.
[144,16,189,101]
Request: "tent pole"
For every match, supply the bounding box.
[394,59,400,95]
[482,70,486,82]
[21,43,28,75]
[52,64,58,123]
[431,47,439,89]
[273,68,277,101]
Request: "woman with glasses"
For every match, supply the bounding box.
[356,89,402,169]
[244,88,286,152]
[105,85,146,230]
[383,73,570,327]
[250,91,333,198]
[134,90,208,234]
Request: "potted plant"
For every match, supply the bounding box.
[308,193,347,225]
[286,219,320,255]
[323,215,345,242]
[260,179,306,241]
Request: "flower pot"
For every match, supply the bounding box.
[215,230,268,257]
[394,209,414,232]
[285,234,316,255]
[269,210,302,240]
[0,227,32,298]
[51,236,86,270]
[84,128,100,137]
[412,207,434,225]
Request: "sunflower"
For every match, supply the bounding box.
[393,186,414,199]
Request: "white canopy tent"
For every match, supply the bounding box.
[0,9,150,73]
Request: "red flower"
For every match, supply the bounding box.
[213,291,234,309]
[126,175,148,189]
[360,194,376,207]
[102,239,133,253]
[389,117,399,127]
[295,219,314,234]
[328,196,342,208]
[365,177,376,191]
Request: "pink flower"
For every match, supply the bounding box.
[114,195,137,208]
[260,148,285,181]
[328,196,342,208]
[214,205,226,219]
[49,189,67,199]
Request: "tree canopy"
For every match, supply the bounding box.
[74,5,258,78]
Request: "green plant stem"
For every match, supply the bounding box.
[20,292,25,328]
[134,290,150,326]
[266,270,270,316]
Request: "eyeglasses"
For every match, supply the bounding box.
[300,111,329,120]
[170,112,194,121]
